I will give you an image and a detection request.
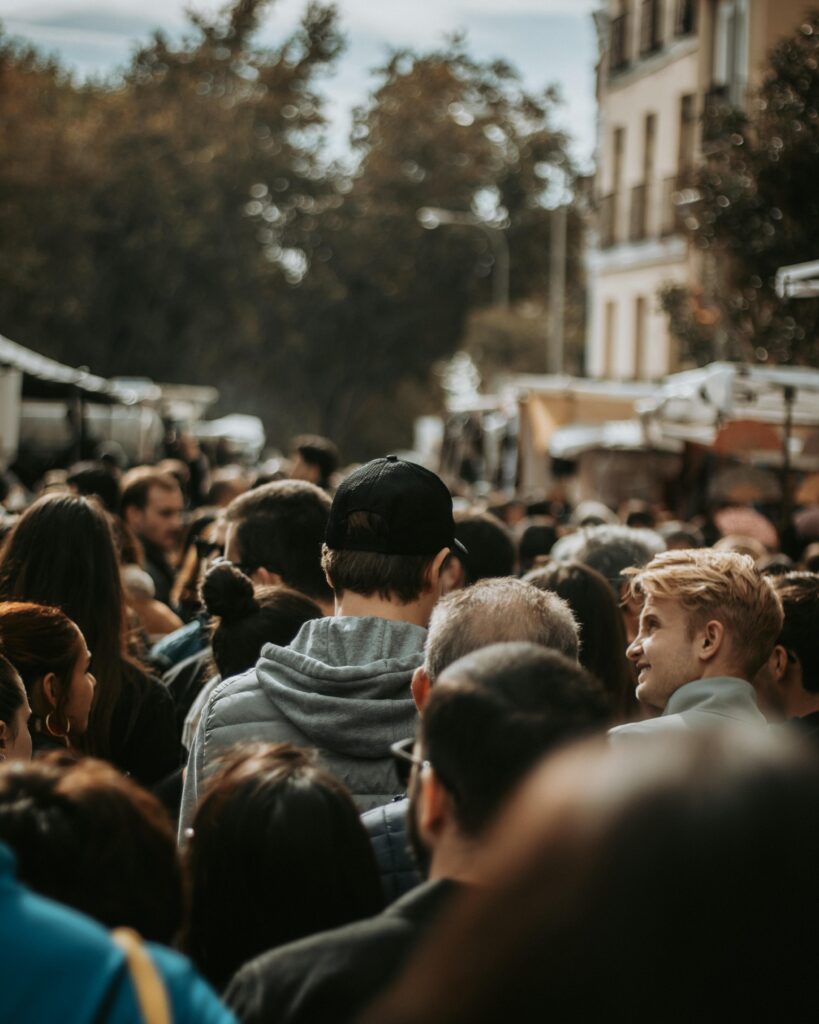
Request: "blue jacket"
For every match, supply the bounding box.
[0,843,234,1024]
[361,797,421,903]
[150,617,207,672]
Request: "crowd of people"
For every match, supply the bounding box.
[2,430,819,1022]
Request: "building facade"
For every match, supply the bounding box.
[586,0,810,381]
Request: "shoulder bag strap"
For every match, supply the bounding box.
[112,927,172,1024]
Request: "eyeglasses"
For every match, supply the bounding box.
[390,737,429,790]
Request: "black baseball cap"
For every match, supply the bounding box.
[325,456,466,557]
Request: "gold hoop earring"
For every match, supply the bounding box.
[45,712,71,740]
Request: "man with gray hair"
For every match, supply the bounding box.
[411,576,579,711]
[365,576,582,899]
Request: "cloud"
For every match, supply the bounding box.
[1,0,187,23]
[260,0,598,46]
[1,0,597,45]
[4,7,162,35]
[0,0,596,161]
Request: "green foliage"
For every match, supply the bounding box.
[0,2,578,458]
[667,14,819,366]
[280,37,580,452]
[462,292,585,388]
[658,283,723,366]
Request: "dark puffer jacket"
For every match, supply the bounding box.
[362,797,421,903]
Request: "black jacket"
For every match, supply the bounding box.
[140,538,176,609]
[109,661,182,786]
[225,879,460,1024]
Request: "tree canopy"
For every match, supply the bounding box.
[0,0,579,457]
[661,14,819,367]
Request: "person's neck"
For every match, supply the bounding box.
[785,686,819,719]
[140,535,169,560]
[334,591,431,628]
[697,662,748,683]
[426,831,483,886]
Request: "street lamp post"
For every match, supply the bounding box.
[417,207,510,309]
[548,203,568,375]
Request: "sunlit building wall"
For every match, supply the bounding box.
[587,0,810,380]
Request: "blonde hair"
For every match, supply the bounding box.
[625,549,783,678]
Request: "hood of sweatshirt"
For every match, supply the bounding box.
[254,615,424,759]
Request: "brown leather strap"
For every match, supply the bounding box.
[112,927,172,1024]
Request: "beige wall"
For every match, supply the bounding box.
[588,257,690,379]
[591,0,702,380]
[599,1,700,189]
[587,0,809,381]
[748,2,814,87]
[598,46,699,236]
[600,55,700,166]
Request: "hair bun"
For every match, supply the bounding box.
[202,562,258,623]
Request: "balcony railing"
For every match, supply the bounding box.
[599,193,617,249]
[599,178,699,246]
[639,0,663,56]
[660,174,693,236]
[674,0,696,37]
[609,14,630,75]
[629,183,648,242]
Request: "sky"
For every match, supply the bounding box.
[0,0,600,167]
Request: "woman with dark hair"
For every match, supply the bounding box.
[0,602,95,754]
[204,561,323,679]
[184,742,384,991]
[181,562,323,750]
[516,518,558,575]
[0,654,31,762]
[524,560,635,722]
[0,493,180,784]
[0,753,183,945]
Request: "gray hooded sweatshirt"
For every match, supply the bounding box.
[179,616,424,838]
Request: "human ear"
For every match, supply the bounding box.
[122,505,142,533]
[417,767,449,844]
[411,666,431,711]
[700,620,725,662]
[424,548,452,593]
[769,644,789,684]
[439,556,466,595]
[41,672,60,710]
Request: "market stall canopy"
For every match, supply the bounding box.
[638,362,819,467]
[110,379,218,422]
[0,335,142,404]
[512,374,657,492]
[194,414,265,462]
[712,420,782,455]
[549,420,682,461]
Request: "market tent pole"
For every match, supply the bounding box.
[781,384,795,539]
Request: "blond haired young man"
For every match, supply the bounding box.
[610,549,783,740]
